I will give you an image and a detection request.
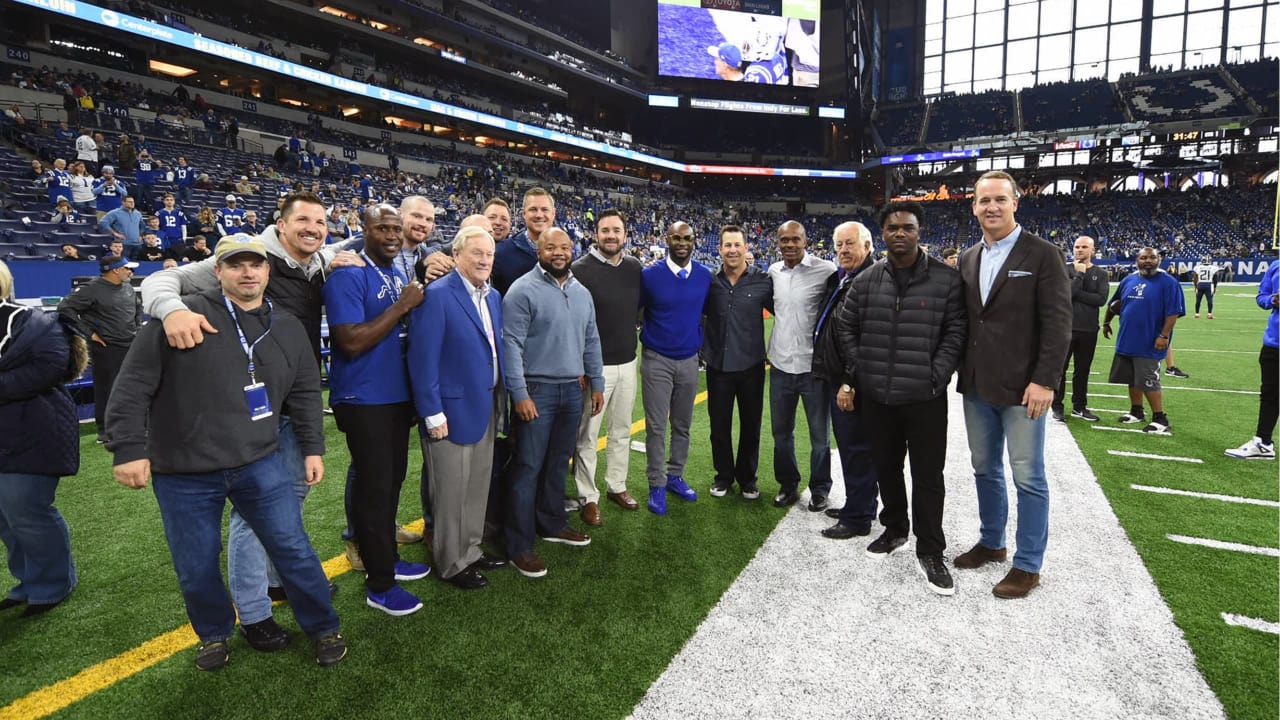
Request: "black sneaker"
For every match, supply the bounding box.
[917,554,955,596]
[1165,366,1189,379]
[239,617,290,652]
[709,479,733,498]
[865,531,908,559]
[740,482,760,500]
[195,640,230,671]
[1050,406,1065,422]
[315,632,348,667]
[1071,408,1100,422]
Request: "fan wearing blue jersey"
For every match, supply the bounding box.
[157,193,188,252]
[216,195,246,237]
[173,156,197,205]
[1102,247,1185,435]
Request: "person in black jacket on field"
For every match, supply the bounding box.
[811,221,878,540]
[1051,236,1109,422]
[835,201,967,596]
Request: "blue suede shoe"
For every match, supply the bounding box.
[647,486,667,515]
[366,585,423,617]
[393,560,431,581]
[666,475,698,502]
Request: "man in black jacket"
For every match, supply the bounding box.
[1051,236,1109,422]
[811,221,878,539]
[835,202,967,596]
[108,236,346,670]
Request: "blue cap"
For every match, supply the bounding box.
[707,42,742,68]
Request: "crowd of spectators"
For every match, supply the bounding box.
[925,91,1017,144]
[1021,79,1126,131]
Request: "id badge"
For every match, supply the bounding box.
[245,382,273,421]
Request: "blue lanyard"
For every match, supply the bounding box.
[223,295,273,384]
[361,251,403,303]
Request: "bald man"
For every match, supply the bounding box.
[768,220,837,510]
[1051,236,1109,423]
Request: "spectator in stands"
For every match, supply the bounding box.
[92,166,128,221]
[768,220,837,510]
[74,128,98,174]
[639,221,712,515]
[139,233,168,262]
[99,195,144,260]
[107,236,346,671]
[157,194,187,252]
[942,247,959,268]
[1103,247,1185,436]
[1225,262,1278,460]
[68,161,95,216]
[502,227,603,576]
[483,198,512,243]
[216,195,246,237]
[133,151,161,213]
[0,259,86,617]
[58,244,80,261]
[38,159,72,208]
[107,241,124,259]
[343,212,363,242]
[235,176,259,196]
[54,121,75,142]
[56,255,140,445]
[192,207,218,241]
[182,236,212,264]
[241,211,263,236]
[326,206,347,240]
[173,156,196,205]
[493,188,552,295]
[116,135,136,174]
[48,198,83,225]
[1052,237,1109,423]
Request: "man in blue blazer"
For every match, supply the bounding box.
[409,225,507,590]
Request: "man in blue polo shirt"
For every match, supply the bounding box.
[322,204,430,616]
[640,220,713,515]
[1103,247,1185,435]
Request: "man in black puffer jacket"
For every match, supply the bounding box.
[834,201,966,597]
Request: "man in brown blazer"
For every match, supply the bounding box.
[953,171,1071,600]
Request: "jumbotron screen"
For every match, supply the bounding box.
[657,0,820,88]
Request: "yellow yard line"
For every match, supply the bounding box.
[2,391,709,720]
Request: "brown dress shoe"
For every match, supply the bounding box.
[540,527,591,546]
[953,543,1008,569]
[607,490,639,511]
[580,501,603,527]
[509,552,547,578]
[993,568,1040,599]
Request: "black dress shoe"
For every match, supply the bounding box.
[824,506,844,519]
[0,597,24,611]
[773,489,800,507]
[807,495,829,512]
[821,523,871,540]
[471,553,506,571]
[444,569,490,590]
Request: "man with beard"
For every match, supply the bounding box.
[502,228,604,577]
[640,221,713,515]
[324,205,430,615]
[484,198,512,244]
[492,189,553,296]
[1103,247,1184,436]
[571,210,645,523]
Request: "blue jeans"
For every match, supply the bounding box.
[0,473,77,604]
[505,381,582,558]
[829,398,877,531]
[176,186,192,204]
[962,395,1050,573]
[153,449,338,642]
[769,367,832,498]
[227,418,310,625]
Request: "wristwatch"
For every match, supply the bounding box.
[839,384,853,393]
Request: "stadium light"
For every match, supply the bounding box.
[148,59,197,78]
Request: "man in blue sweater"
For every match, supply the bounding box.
[502,228,605,578]
[99,195,144,260]
[640,221,713,515]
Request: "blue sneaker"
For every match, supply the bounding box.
[394,560,431,581]
[366,585,423,616]
[666,475,698,502]
[647,486,667,515]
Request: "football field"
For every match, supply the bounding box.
[0,285,1275,720]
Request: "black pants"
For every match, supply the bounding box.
[334,402,414,593]
[91,342,131,436]
[706,363,765,488]
[1195,283,1214,314]
[830,395,877,530]
[861,394,948,557]
[1054,330,1099,412]
[1259,345,1279,443]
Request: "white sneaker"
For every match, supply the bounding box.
[1142,419,1172,435]
[1225,437,1276,460]
[1118,412,1146,424]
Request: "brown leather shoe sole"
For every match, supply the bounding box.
[992,568,1040,599]
[607,491,639,511]
[580,502,603,527]
[953,543,1008,569]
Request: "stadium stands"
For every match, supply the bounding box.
[1021,79,1126,132]
[1226,58,1280,117]
[925,91,1017,144]
[1119,67,1252,121]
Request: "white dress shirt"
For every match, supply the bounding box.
[767,251,836,374]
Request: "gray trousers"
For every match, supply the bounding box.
[641,347,700,487]
[425,402,496,579]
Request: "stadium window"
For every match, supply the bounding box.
[1109,21,1141,60]
[1008,155,1026,168]
[927,0,945,23]
[1039,32,1072,68]
[1189,0,1224,9]
[1113,175,1159,190]
[978,0,1005,10]
[1112,0,1143,21]
[924,71,943,94]
[1009,2,1040,38]
[1154,0,1187,14]
[1041,178,1080,193]
[950,0,978,16]
[1108,57,1140,78]
[947,49,975,84]
[1266,1,1280,45]
[1228,8,1264,48]
[976,45,1006,77]
[1075,26,1109,64]
[1076,0,1109,26]
[1006,71,1038,89]
[1040,0,1074,33]
[1008,38,1039,72]
[947,14,976,50]
[976,9,1007,44]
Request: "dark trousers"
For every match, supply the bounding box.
[706,363,765,488]
[1259,345,1279,443]
[1054,330,1099,412]
[333,402,414,593]
[505,381,581,558]
[830,396,878,531]
[1195,283,1214,314]
[91,343,130,436]
[861,394,948,557]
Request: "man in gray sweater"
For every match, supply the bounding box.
[501,228,605,578]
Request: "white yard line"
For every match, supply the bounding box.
[1222,614,1280,635]
[1167,534,1280,558]
[1091,426,1154,434]
[1132,484,1280,508]
[1096,345,1254,355]
[1097,383,1256,395]
[1108,450,1203,463]
[631,388,1224,720]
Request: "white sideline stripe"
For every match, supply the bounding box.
[1092,426,1154,434]
[1098,383,1256,395]
[1096,345,1254,355]
[1222,613,1280,635]
[1167,534,1280,557]
[1092,393,1131,399]
[1132,484,1280,508]
[1108,450,1203,463]
[632,380,1225,720]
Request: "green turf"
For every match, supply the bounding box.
[1063,285,1279,720]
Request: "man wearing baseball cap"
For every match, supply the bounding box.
[91,165,127,220]
[107,234,346,670]
[216,194,245,237]
[707,42,744,80]
[57,254,140,443]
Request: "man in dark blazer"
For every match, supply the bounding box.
[409,225,508,591]
[953,171,1071,600]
